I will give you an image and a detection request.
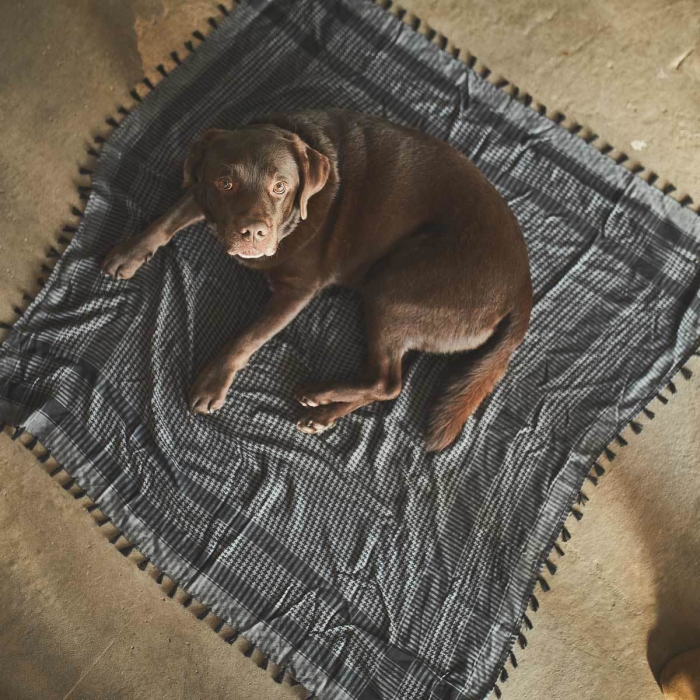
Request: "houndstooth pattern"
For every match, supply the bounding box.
[1,1,699,698]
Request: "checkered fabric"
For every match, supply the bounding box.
[1,1,699,698]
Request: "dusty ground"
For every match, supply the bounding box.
[1,0,699,698]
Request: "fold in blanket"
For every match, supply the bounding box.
[1,1,699,699]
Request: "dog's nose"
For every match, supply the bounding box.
[240,222,269,240]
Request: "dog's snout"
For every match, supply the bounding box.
[240,221,269,241]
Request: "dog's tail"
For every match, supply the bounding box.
[425,310,528,452]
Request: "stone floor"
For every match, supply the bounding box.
[1,1,698,698]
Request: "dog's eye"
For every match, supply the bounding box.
[273,181,287,195]
[216,177,233,191]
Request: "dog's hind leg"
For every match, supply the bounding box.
[295,331,404,436]
[295,349,402,433]
[296,337,404,408]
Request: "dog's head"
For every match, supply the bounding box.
[182,125,331,259]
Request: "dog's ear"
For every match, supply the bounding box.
[182,129,227,188]
[291,136,331,220]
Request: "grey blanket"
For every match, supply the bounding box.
[1,1,699,698]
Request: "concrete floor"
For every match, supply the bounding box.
[1,1,699,698]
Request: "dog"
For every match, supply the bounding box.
[102,110,532,452]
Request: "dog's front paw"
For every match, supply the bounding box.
[189,364,235,415]
[102,238,157,280]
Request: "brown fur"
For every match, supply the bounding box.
[102,110,532,452]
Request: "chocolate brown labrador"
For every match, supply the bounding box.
[102,110,532,452]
